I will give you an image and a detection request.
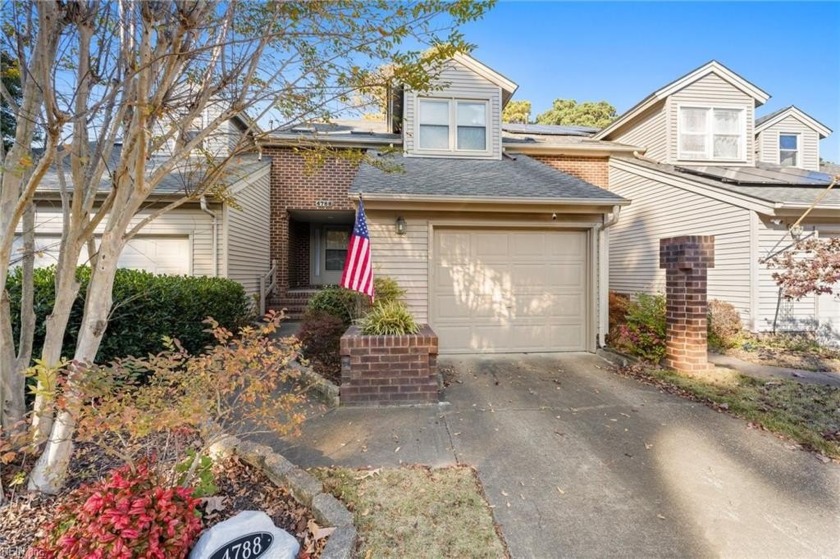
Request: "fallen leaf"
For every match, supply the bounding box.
[394,446,400,453]
[556,487,565,495]
[201,496,226,514]
[657,514,666,520]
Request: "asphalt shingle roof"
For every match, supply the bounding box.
[352,152,626,203]
[622,157,840,208]
[35,144,270,196]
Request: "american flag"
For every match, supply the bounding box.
[340,197,375,300]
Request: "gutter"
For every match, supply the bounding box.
[351,192,630,207]
[200,196,219,277]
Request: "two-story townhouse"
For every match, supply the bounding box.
[19,112,275,302]
[594,61,839,340]
[262,54,639,354]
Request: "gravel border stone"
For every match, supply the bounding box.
[209,435,356,559]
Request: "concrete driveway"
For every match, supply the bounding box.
[267,354,840,558]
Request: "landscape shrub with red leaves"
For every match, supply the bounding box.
[28,461,202,559]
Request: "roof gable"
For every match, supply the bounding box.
[754,105,832,138]
[594,60,770,140]
[452,53,519,106]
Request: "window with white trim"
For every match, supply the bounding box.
[417,98,488,153]
[779,133,799,167]
[678,107,745,161]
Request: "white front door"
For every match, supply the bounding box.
[310,225,351,285]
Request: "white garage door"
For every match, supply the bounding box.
[11,235,191,275]
[432,229,588,354]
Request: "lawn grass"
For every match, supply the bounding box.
[620,364,840,459]
[310,465,507,559]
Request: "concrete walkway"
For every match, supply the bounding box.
[709,352,840,387]
[260,354,840,559]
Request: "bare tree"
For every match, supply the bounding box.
[0,0,491,496]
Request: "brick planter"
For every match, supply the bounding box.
[339,325,439,406]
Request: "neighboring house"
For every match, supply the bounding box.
[18,129,274,303]
[593,61,839,339]
[261,54,639,354]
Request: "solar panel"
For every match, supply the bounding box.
[675,164,833,186]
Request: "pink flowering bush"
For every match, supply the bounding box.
[609,293,667,363]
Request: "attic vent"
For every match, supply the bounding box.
[290,125,316,133]
[350,130,374,135]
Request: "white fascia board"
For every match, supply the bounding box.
[610,157,777,214]
[225,163,271,196]
[452,53,519,99]
[755,107,832,138]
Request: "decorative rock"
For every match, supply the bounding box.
[320,525,358,559]
[312,493,353,528]
[189,510,300,559]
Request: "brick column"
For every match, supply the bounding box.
[659,236,715,373]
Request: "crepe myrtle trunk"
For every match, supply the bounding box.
[28,233,123,493]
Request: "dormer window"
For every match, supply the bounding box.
[678,106,745,161]
[779,133,799,167]
[417,98,488,153]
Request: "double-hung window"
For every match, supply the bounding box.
[678,107,745,161]
[779,134,799,167]
[418,98,488,153]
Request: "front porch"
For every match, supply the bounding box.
[271,209,355,318]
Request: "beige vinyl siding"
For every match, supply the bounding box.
[26,201,216,276]
[223,170,271,298]
[756,217,818,332]
[367,211,430,322]
[666,73,755,165]
[607,101,668,161]
[608,163,752,320]
[756,115,821,171]
[403,59,502,159]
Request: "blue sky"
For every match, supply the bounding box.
[456,1,840,161]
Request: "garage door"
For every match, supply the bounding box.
[12,235,191,275]
[432,229,588,354]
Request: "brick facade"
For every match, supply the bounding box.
[529,154,610,189]
[339,325,439,406]
[264,147,359,296]
[289,220,310,288]
[659,236,716,373]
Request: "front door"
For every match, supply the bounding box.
[311,225,351,285]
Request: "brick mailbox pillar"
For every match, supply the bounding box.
[659,236,715,373]
[339,325,439,406]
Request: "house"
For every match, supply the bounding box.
[593,61,839,340]
[260,54,639,354]
[20,125,275,305]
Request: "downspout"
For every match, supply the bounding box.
[597,205,622,348]
[200,196,218,277]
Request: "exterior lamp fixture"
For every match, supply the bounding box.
[395,216,407,236]
[789,224,803,241]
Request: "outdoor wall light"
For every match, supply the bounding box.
[395,216,407,236]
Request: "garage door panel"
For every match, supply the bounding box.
[433,229,588,353]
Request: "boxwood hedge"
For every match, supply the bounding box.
[6,266,251,364]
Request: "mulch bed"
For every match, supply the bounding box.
[0,441,327,558]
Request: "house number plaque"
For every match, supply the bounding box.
[315,200,333,208]
[209,532,274,559]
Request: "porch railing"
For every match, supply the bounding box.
[258,259,277,317]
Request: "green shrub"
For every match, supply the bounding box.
[611,293,666,363]
[297,311,347,383]
[306,285,365,325]
[707,299,743,351]
[373,276,406,305]
[31,461,202,559]
[360,301,420,336]
[7,266,251,363]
